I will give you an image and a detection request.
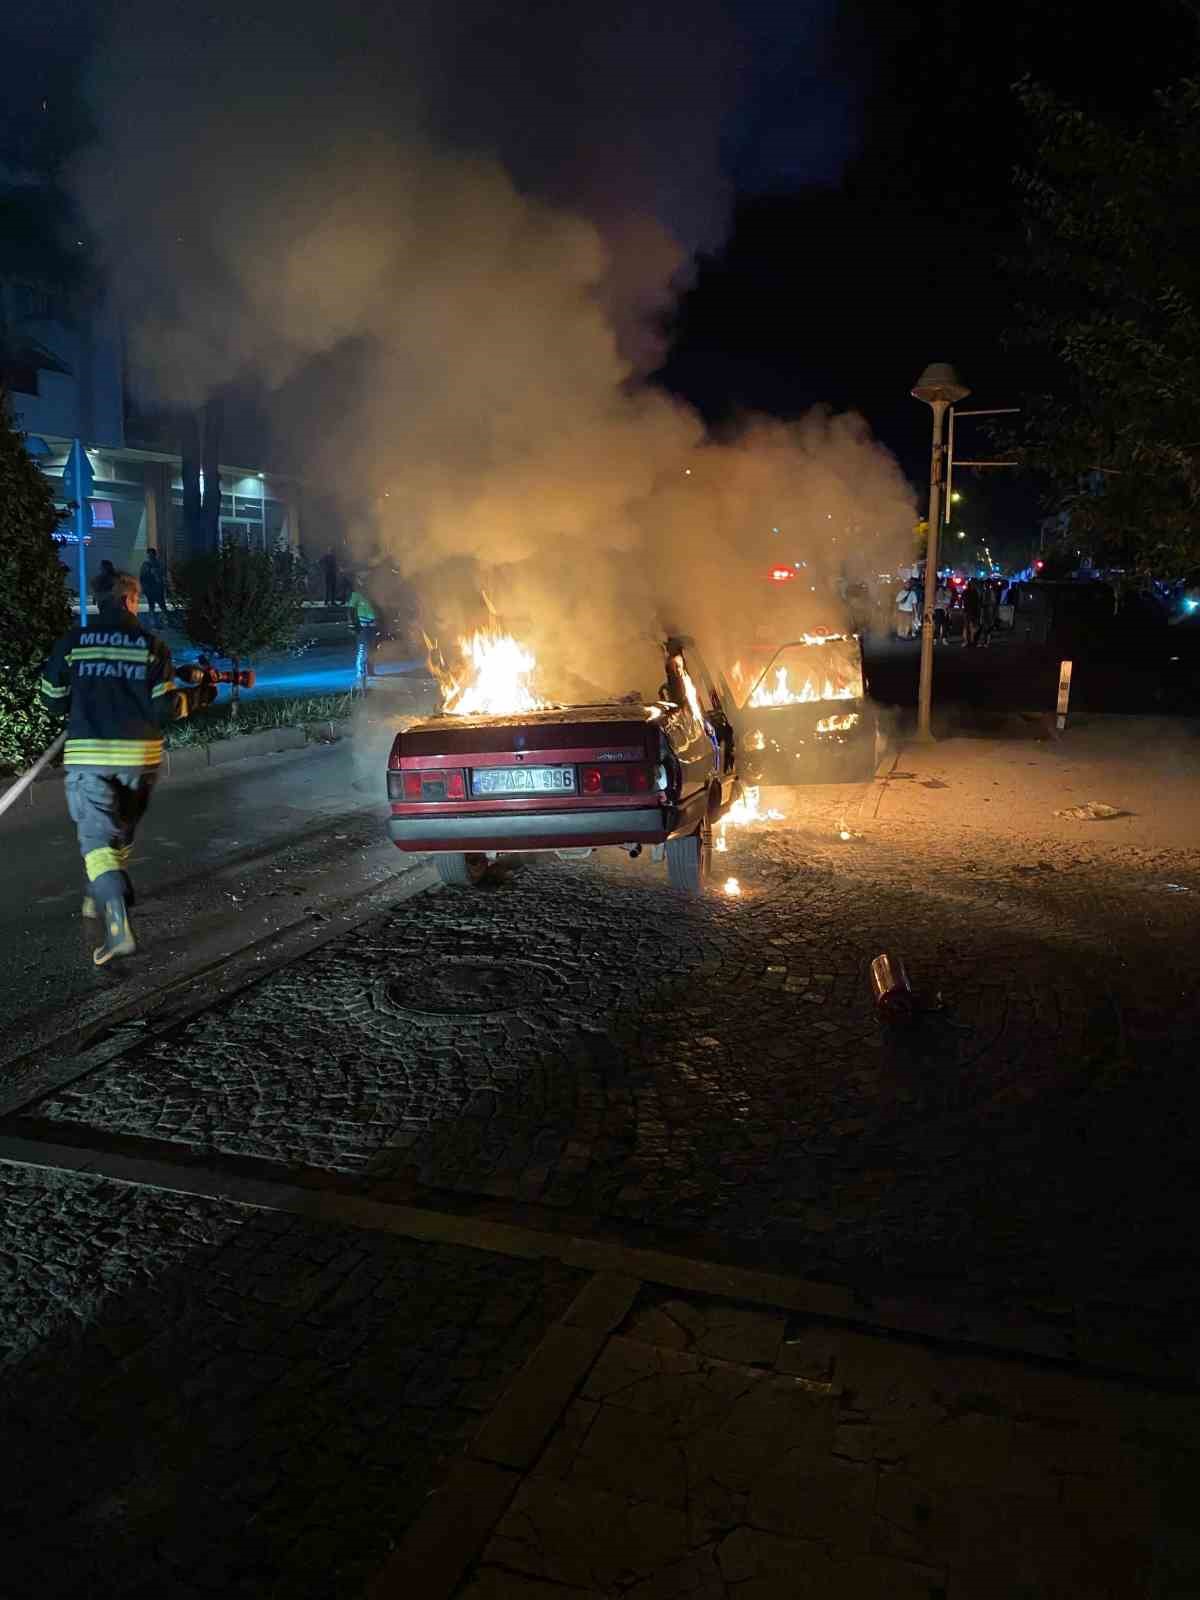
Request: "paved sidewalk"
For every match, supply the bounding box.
[870,718,1200,857]
[4,1159,1198,1600]
[438,1284,1200,1600]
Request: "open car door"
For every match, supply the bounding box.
[719,634,878,784]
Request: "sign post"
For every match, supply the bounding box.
[62,440,94,621]
[1056,659,1073,731]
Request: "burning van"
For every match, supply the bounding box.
[722,632,878,784]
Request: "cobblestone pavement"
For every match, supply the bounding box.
[26,788,1200,1365]
[457,1286,1200,1600]
[0,1165,584,1599]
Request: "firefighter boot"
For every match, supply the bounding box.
[84,875,134,919]
[93,898,137,966]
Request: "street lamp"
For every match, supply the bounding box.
[911,363,971,740]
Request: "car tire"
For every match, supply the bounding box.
[665,815,712,894]
[434,853,488,887]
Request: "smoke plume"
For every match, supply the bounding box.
[75,0,914,699]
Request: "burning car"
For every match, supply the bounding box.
[722,632,878,784]
[386,630,740,894]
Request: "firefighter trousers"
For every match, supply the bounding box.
[65,768,158,906]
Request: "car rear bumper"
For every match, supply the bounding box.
[388,805,672,853]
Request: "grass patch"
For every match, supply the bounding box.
[165,692,354,748]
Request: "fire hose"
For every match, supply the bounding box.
[0,731,67,821]
[0,660,255,823]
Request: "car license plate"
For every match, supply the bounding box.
[471,766,575,796]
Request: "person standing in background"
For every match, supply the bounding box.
[139,548,167,627]
[92,560,117,605]
[347,577,380,684]
[320,546,339,606]
[933,577,952,643]
[979,580,999,647]
[894,581,919,640]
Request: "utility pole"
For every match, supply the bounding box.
[944,408,1020,523]
[911,365,971,742]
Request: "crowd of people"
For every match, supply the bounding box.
[891,574,1007,647]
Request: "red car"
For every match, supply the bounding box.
[386,638,739,893]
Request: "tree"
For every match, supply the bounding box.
[169,540,308,715]
[0,391,70,770]
[1009,74,1200,569]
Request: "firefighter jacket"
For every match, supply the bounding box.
[38,603,189,769]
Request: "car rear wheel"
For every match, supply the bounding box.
[434,852,489,887]
[665,815,712,894]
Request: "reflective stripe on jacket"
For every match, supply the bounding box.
[38,605,188,769]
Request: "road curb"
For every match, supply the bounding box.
[10,726,343,806]
[165,725,309,774]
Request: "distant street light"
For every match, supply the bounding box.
[911,364,971,741]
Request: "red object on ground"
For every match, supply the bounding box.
[869,952,916,1023]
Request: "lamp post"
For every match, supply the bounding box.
[911,363,970,741]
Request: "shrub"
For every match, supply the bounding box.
[0,393,70,770]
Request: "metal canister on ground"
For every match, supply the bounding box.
[870,951,915,1023]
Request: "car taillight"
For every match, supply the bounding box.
[398,768,466,801]
[579,765,653,795]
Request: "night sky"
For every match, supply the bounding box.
[4,0,1197,563]
[661,0,1198,558]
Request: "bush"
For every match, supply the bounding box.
[163,692,353,747]
[0,394,71,771]
[169,540,309,715]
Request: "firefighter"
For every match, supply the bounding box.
[346,576,381,682]
[38,570,214,965]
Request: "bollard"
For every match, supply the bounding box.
[869,951,915,1024]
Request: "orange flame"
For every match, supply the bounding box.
[429,626,545,716]
[745,666,857,708]
[723,784,784,828]
[729,635,863,710]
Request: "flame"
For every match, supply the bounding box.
[429,626,545,716]
[816,712,860,733]
[672,655,708,724]
[723,877,742,897]
[729,636,863,709]
[746,666,857,708]
[724,785,784,828]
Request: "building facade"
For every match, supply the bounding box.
[6,289,302,587]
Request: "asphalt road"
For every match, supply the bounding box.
[864,625,1200,719]
[0,736,416,1063]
